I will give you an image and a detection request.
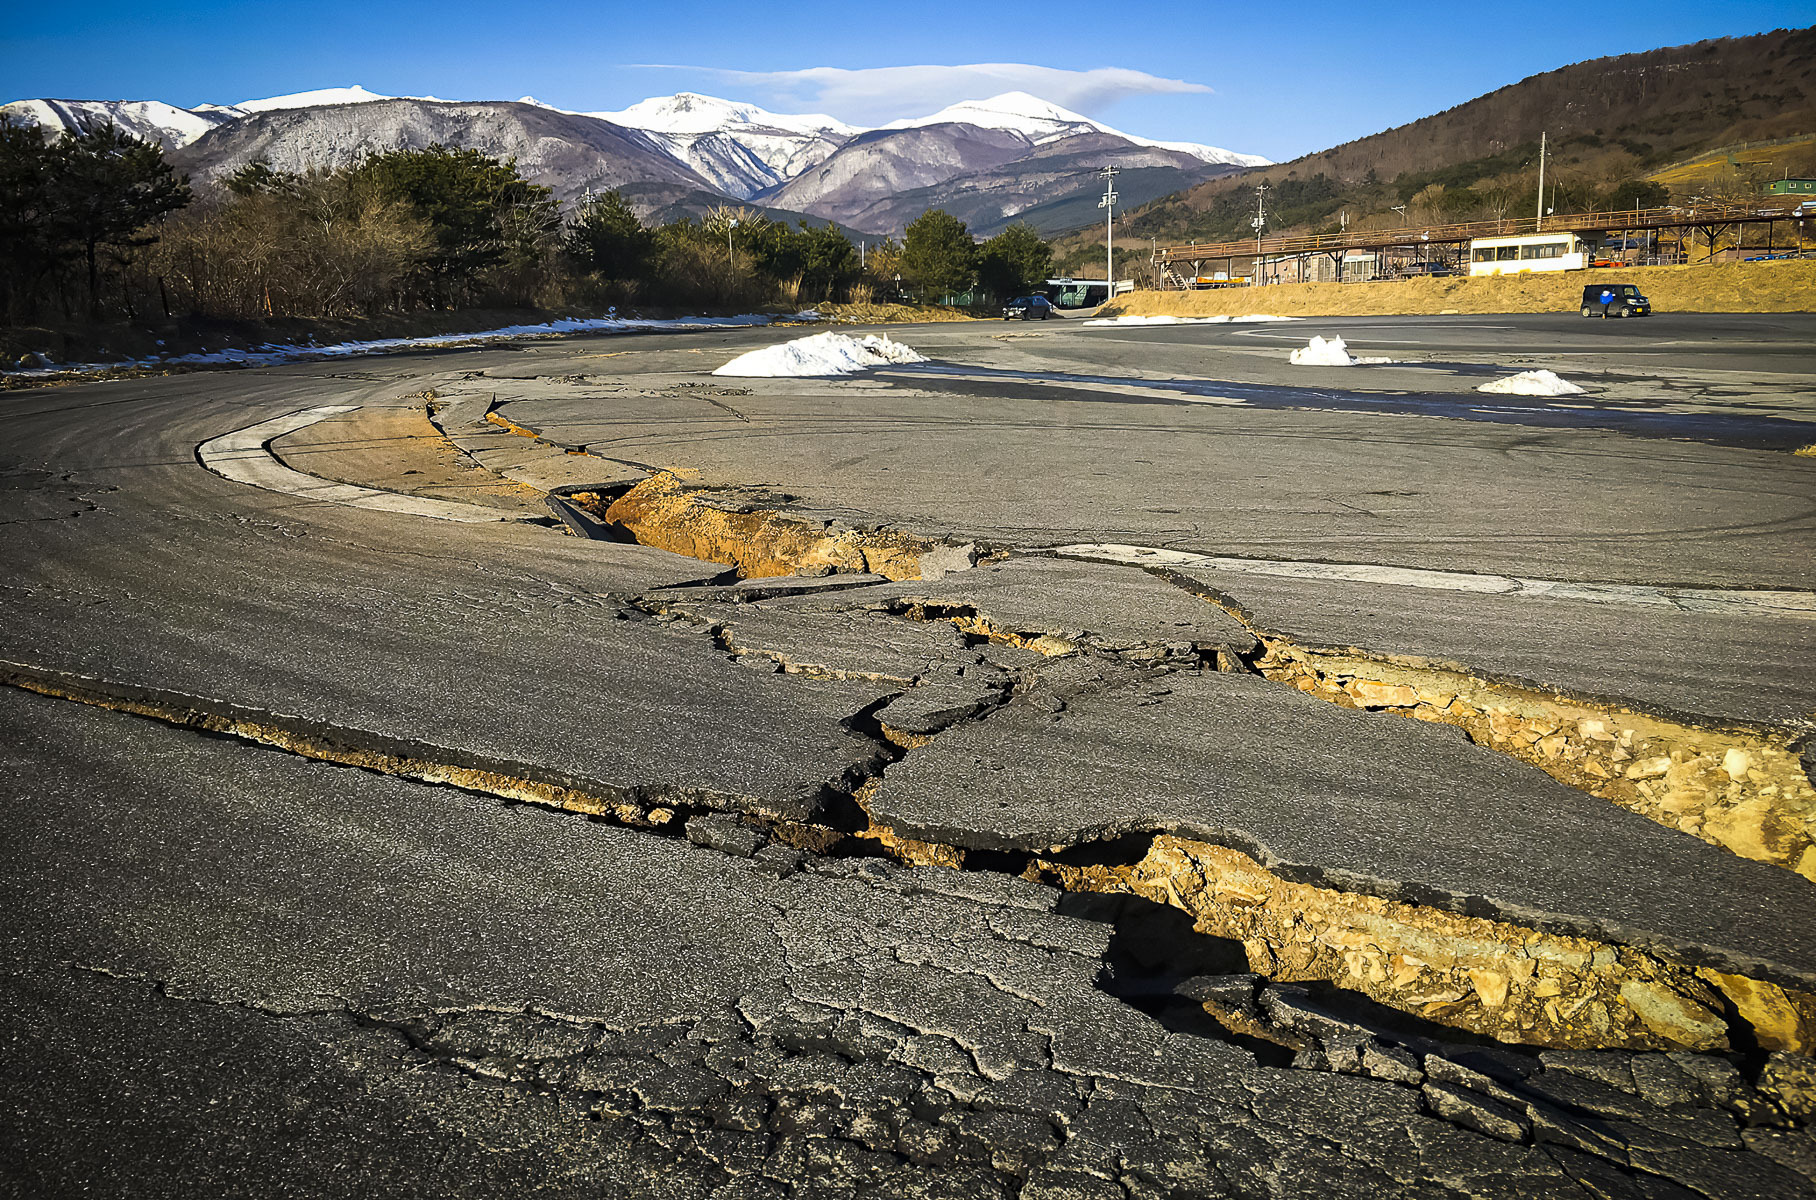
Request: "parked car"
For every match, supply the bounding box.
[1580,283,1651,318]
[1394,261,1460,277]
[1002,295,1055,320]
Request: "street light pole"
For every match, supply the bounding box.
[1251,184,1268,286]
[727,217,739,272]
[1535,131,1547,229]
[1098,166,1120,304]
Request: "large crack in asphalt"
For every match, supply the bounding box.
[10,608,1816,1194]
[184,389,1816,1058]
[566,462,1814,885]
[486,473,1816,1060]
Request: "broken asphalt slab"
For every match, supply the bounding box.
[1161,562,1816,730]
[774,556,1260,660]
[871,669,1816,989]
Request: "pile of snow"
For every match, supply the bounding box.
[2,313,815,378]
[1081,314,1298,327]
[1288,335,1392,366]
[1476,369,1586,397]
[712,332,926,378]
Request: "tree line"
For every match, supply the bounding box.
[0,117,1056,329]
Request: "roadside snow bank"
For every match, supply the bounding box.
[712,332,927,378]
[1288,335,1392,366]
[1477,369,1586,396]
[1081,313,1299,327]
[2,311,820,377]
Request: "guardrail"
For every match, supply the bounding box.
[1155,199,1812,266]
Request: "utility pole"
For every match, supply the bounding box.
[1535,131,1547,228]
[1251,183,1269,286]
[1098,166,1120,303]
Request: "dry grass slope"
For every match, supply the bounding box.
[1101,260,1816,318]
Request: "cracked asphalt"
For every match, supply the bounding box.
[3,312,1815,1198]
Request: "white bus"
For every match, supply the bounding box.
[1468,233,1587,276]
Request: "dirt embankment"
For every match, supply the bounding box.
[1101,259,1816,319]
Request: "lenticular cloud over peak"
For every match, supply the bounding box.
[636,63,1213,125]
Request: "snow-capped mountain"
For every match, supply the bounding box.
[1,83,1268,235]
[884,91,1268,168]
[0,86,439,150]
[591,93,859,200]
[0,98,237,151]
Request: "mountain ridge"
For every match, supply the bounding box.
[1,84,1265,223]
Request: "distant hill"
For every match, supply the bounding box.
[1071,25,1816,257]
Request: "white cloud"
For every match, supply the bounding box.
[630,63,1211,124]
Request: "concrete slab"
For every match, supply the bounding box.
[198,406,547,524]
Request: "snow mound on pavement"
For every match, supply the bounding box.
[712,332,926,377]
[1476,369,1586,396]
[1081,313,1299,327]
[1288,335,1392,366]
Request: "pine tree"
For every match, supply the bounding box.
[50,124,192,317]
[975,223,1053,299]
[901,209,976,298]
[0,116,58,321]
[565,190,655,279]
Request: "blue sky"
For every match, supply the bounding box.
[4,1,1809,159]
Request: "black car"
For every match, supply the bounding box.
[1580,283,1651,318]
[1395,261,1460,277]
[1002,295,1054,320]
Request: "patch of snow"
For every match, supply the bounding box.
[1,313,813,379]
[1476,369,1586,396]
[234,85,429,112]
[711,332,926,378]
[1288,335,1393,366]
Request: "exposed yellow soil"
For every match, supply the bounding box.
[597,471,946,581]
[1102,259,1816,318]
[6,673,676,829]
[1038,834,1816,1055]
